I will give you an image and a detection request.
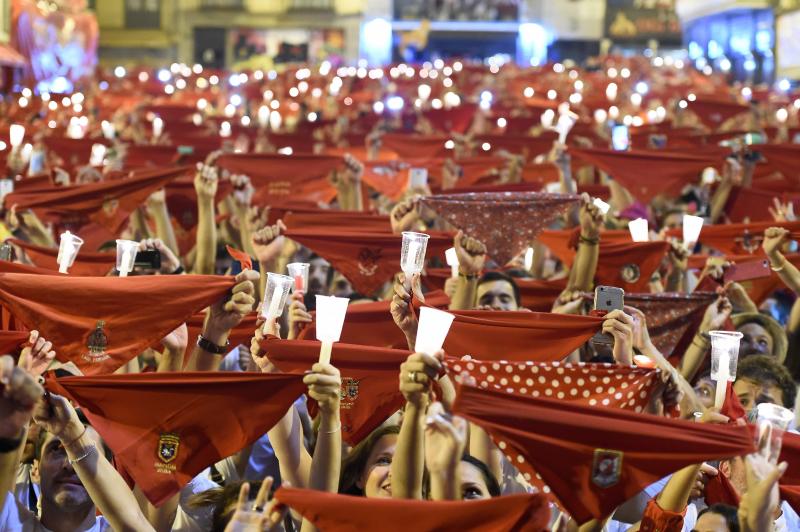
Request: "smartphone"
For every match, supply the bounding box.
[723,259,771,284]
[134,250,161,270]
[177,145,194,155]
[591,286,624,347]
[611,125,629,151]
[408,168,428,188]
[594,285,625,312]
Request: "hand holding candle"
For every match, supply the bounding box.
[445,247,458,279]
[682,214,704,251]
[287,262,310,293]
[262,272,294,330]
[414,306,455,356]
[401,231,430,277]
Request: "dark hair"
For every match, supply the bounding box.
[477,271,520,307]
[737,355,797,409]
[339,425,400,495]
[187,480,288,532]
[504,268,532,280]
[697,503,739,532]
[460,454,501,497]
[36,409,113,462]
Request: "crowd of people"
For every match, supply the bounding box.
[0,53,798,531]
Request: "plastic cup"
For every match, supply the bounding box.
[9,124,24,148]
[709,330,743,409]
[115,239,139,277]
[756,403,794,464]
[415,306,455,356]
[628,218,649,242]
[89,144,107,167]
[682,214,704,247]
[287,263,310,293]
[401,232,430,277]
[57,231,84,274]
[262,273,294,320]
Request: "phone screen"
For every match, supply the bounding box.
[612,125,629,151]
[134,250,161,270]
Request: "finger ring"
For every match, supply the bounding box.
[408,371,418,383]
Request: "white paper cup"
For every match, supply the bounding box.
[415,306,455,356]
[57,232,84,274]
[628,218,649,242]
[756,402,794,464]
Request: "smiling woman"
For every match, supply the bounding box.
[339,425,400,497]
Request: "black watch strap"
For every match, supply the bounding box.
[196,335,230,354]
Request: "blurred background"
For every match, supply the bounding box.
[0,0,797,93]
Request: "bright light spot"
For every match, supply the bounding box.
[344,97,353,106]
[311,88,322,98]
[386,96,404,111]
[219,121,231,137]
[606,83,618,100]
[687,93,696,102]
[497,117,507,128]
[702,65,713,75]
[776,108,789,122]
[635,81,648,94]
[594,109,607,123]
[230,94,242,106]
[608,106,619,119]
[719,58,731,71]
[373,101,384,114]
[308,112,318,122]
[547,89,557,100]
[47,121,56,129]
[742,87,752,100]
[779,79,791,92]
[444,139,455,149]
[443,66,453,76]
[61,97,71,106]
[209,75,219,85]
[176,79,187,90]
[453,61,463,72]
[114,66,126,78]
[569,93,582,104]
[622,115,633,126]
[192,64,203,74]
[434,59,444,70]
[432,98,443,109]
[653,57,664,67]
[481,142,491,151]
[620,68,631,78]
[298,81,309,93]
[158,69,171,83]
[164,84,175,95]
[278,146,293,155]
[607,68,618,78]
[630,93,642,106]
[289,87,299,98]
[678,100,688,109]
[574,80,584,91]
[632,116,644,127]
[48,101,57,111]
[523,87,534,98]
[553,63,565,73]
[224,104,236,117]
[241,116,251,126]
[443,77,453,88]
[443,92,461,107]
[270,100,280,110]
[197,98,208,111]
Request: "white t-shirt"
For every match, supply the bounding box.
[0,492,110,532]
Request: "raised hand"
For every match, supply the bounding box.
[194,162,219,199]
[161,323,189,354]
[399,350,443,409]
[287,292,312,340]
[224,477,286,532]
[18,330,56,379]
[32,392,83,445]
[768,198,796,222]
[453,230,486,276]
[579,192,603,240]
[601,309,634,365]
[698,297,733,334]
[424,401,467,475]
[303,363,341,415]
[390,197,420,234]
[206,270,258,344]
[251,220,287,265]
[762,227,790,261]
[139,237,181,274]
[0,355,43,439]
[390,273,418,343]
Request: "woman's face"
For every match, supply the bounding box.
[359,434,397,498]
[459,461,492,500]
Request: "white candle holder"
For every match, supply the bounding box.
[401,231,430,277]
[115,239,139,277]
[415,306,455,356]
[628,218,649,242]
[9,124,24,148]
[755,403,794,464]
[445,247,458,278]
[287,263,310,293]
[709,330,743,409]
[57,232,84,274]
[89,144,107,167]
[315,294,349,364]
[682,214,704,250]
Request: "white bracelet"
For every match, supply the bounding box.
[68,443,97,466]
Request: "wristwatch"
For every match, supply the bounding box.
[196,334,230,354]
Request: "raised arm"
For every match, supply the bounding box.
[146,189,179,256]
[569,194,603,293]
[448,231,486,311]
[193,162,219,275]
[304,363,342,492]
[392,351,443,499]
[425,402,467,501]
[763,227,800,296]
[678,297,733,381]
[185,270,258,372]
[33,393,155,531]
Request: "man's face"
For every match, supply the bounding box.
[22,423,41,464]
[37,426,103,511]
[737,322,774,357]
[308,258,331,295]
[733,377,784,415]
[662,212,683,232]
[476,280,518,311]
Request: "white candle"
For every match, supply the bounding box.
[119,249,132,277]
[152,117,163,138]
[714,352,729,410]
[266,288,283,319]
[58,242,73,274]
[405,241,421,273]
